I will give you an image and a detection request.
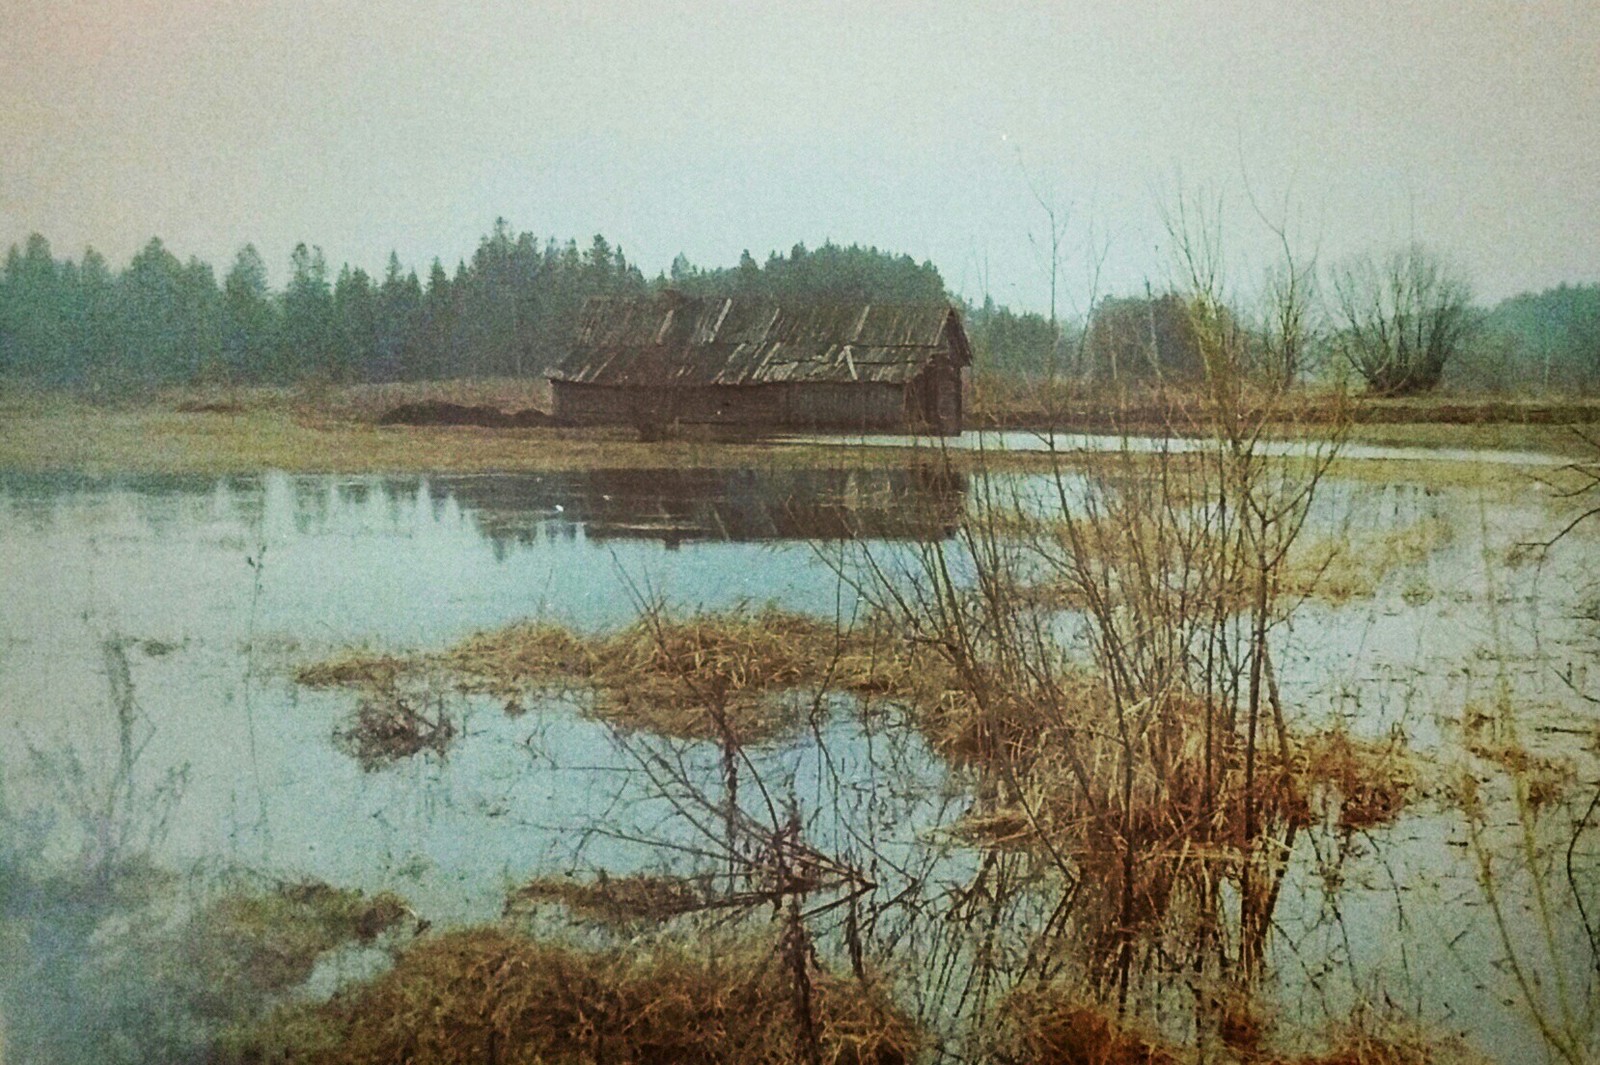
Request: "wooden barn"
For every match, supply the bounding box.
[546,294,971,434]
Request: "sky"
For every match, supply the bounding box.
[2,0,1596,315]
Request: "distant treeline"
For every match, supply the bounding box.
[1,220,1596,393]
[1454,283,1600,393]
[965,282,1600,394]
[0,223,944,388]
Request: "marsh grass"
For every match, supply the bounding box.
[296,606,922,747]
[1447,487,1600,1065]
[583,608,845,744]
[185,881,410,1007]
[1297,729,1418,832]
[295,652,417,691]
[1003,505,1459,610]
[998,987,1479,1065]
[998,987,1181,1065]
[1463,736,1576,811]
[219,926,921,1065]
[1281,516,1455,604]
[506,872,721,927]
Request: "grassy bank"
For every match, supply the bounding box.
[0,383,1592,480]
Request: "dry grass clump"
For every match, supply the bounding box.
[224,927,921,1065]
[921,675,1315,943]
[294,651,416,692]
[1298,729,1417,832]
[998,987,1180,1065]
[917,670,1417,950]
[334,694,456,769]
[436,621,597,697]
[186,881,408,1014]
[910,666,1093,771]
[297,606,896,747]
[927,677,1302,853]
[506,872,718,926]
[581,608,844,744]
[999,987,1474,1065]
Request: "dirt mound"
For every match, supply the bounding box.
[376,401,561,428]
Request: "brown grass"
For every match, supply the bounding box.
[1465,738,1576,811]
[437,621,598,697]
[973,505,1456,610]
[902,650,1418,948]
[334,694,456,769]
[582,609,846,743]
[506,872,719,926]
[1259,1017,1483,1065]
[997,987,1479,1065]
[1299,729,1418,832]
[998,988,1180,1065]
[220,926,921,1065]
[294,651,416,691]
[186,882,409,1014]
[297,606,913,747]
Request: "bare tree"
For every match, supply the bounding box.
[1332,244,1475,395]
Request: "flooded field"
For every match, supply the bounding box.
[781,429,1573,466]
[1,457,1595,1063]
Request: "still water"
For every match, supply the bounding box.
[780,429,1571,466]
[0,465,1594,1062]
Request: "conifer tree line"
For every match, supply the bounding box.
[1,218,1595,392]
[0,222,944,388]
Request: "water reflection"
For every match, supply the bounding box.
[0,465,965,546]
[781,429,1569,465]
[0,465,1593,1065]
[440,466,968,545]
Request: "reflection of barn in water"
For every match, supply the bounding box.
[547,294,971,435]
[437,466,967,546]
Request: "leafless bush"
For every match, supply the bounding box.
[1332,245,1475,396]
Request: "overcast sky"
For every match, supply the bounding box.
[3,0,1596,313]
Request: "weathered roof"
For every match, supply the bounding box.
[548,295,971,388]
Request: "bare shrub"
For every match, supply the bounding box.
[1332,245,1476,396]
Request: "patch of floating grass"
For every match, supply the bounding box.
[436,620,597,698]
[294,651,416,691]
[221,926,921,1065]
[998,987,1479,1065]
[297,605,917,747]
[334,694,456,769]
[506,872,720,927]
[581,608,845,744]
[998,987,1180,1065]
[1466,738,1575,811]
